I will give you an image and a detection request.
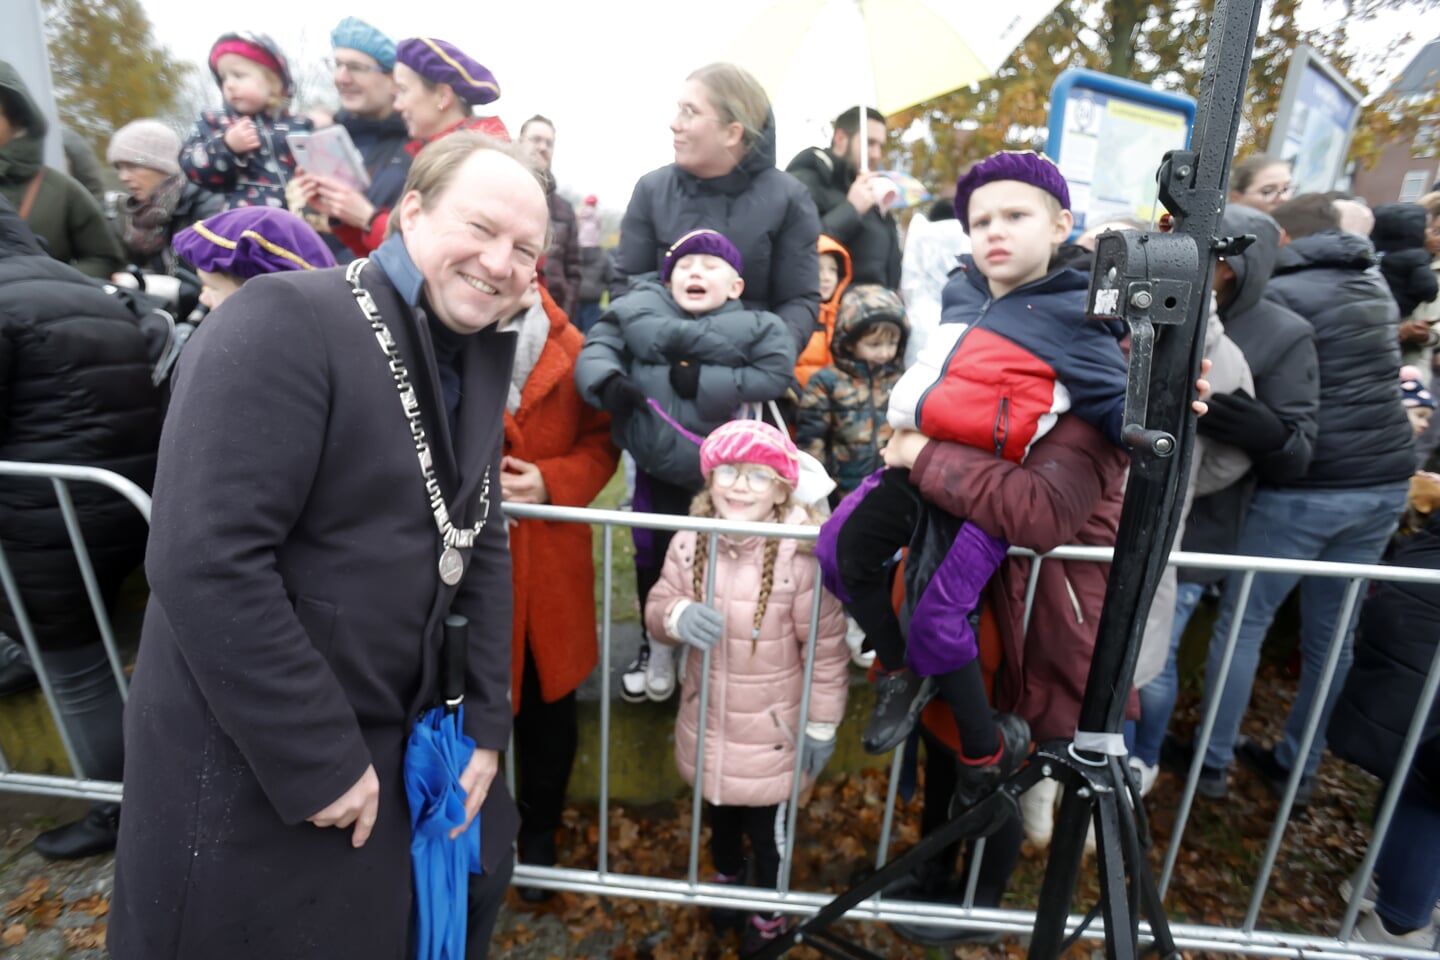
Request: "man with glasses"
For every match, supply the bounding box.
[318,17,411,263]
[519,115,581,319]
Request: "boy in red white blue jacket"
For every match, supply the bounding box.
[816,151,1127,799]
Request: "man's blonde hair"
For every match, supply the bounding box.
[387,132,552,248]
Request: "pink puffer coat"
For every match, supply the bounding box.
[645,509,849,807]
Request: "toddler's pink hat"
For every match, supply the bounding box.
[700,420,800,487]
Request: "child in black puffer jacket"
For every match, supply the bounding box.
[1372,202,1440,320]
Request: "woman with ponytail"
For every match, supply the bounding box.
[643,420,847,953]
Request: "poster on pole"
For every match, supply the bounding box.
[1046,69,1194,235]
[1267,45,1362,194]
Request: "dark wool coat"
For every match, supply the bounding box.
[108,253,518,960]
[1330,509,1440,800]
[0,199,159,650]
[611,111,821,352]
[785,146,902,289]
[911,414,1129,742]
[542,182,582,319]
[505,291,618,708]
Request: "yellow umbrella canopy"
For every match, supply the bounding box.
[725,0,1061,119]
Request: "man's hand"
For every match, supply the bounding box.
[223,118,261,154]
[881,429,927,469]
[846,172,879,216]
[1400,319,1433,346]
[308,764,380,848]
[450,748,498,840]
[500,455,549,504]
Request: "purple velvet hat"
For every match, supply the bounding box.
[661,229,744,283]
[953,150,1071,232]
[173,207,336,279]
[395,38,500,106]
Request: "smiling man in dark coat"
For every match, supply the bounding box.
[108,134,550,960]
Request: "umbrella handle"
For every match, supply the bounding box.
[443,615,467,711]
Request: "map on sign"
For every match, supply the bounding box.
[1047,70,1196,236]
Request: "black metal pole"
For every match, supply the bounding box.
[1028,0,1264,956]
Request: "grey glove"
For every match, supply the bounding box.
[801,734,837,779]
[675,602,724,651]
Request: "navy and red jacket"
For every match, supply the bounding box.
[887,257,1127,462]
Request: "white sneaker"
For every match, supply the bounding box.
[1353,910,1439,955]
[620,640,650,703]
[1341,874,1440,927]
[646,640,676,701]
[1129,757,1159,797]
[844,617,875,670]
[1020,777,1059,848]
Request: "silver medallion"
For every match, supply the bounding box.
[438,546,465,586]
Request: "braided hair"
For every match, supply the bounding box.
[690,481,822,656]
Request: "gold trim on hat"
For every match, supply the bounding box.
[418,38,499,95]
[191,221,322,271]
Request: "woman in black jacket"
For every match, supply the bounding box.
[0,196,160,859]
[1329,494,1440,950]
[602,62,819,701]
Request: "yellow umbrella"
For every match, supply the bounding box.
[724,0,1062,168]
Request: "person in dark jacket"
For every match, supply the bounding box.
[295,17,412,265]
[1372,201,1440,378]
[577,229,797,702]
[0,196,160,856]
[1192,192,1414,802]
[106,119,223,279]
[107,136,542,960]
[61,127,107,204]
[1328,485,1440,951]
[785,106,901,290]
[608,61,819,699]
[0,60,125,278]
[576,244,612,334]
[611,62,820,354]
[1144,204,1320,783]
[520,115,581,319]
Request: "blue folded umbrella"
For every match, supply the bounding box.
[404,614,482,960]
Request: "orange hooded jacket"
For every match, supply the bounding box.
[794,235,852,389]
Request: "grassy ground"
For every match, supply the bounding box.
[591,467,640,624]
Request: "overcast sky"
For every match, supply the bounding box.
[132,0,1431,211]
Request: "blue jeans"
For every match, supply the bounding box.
[576,301,603,334]
[1199,482,1409,778]
[1133,581,1207,766]
[1375,779,1440,931]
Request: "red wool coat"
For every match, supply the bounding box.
[505,292,619,710]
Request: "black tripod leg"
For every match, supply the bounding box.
[1113,761,1179,959]
[750,761,1042,960]
[1027,779,1095,960]
[1093,786,1137,960]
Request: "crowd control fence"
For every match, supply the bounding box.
[3,461,1438,958]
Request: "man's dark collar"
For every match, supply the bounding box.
[370,235,425,306]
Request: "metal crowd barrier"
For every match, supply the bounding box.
[503,501,1440,960]
[2,461,1438,957]
[0,462,149,803]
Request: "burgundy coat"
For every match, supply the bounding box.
[910,414,1129,742]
